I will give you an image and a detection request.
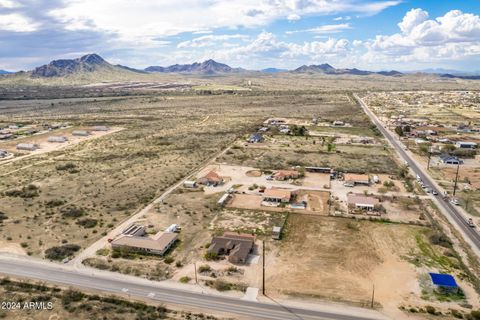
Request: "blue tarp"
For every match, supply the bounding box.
[429,273,458,288]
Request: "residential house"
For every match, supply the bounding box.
[198,171,223,186]
[122,224,146,237]
[272,169,300,181]
[208,232,255,264]
[262,188,292,205]
[111,232,177,256]
[347,194,380,213]
[440,154,463,165]
[343,174,370,186]
[91,126,110,131]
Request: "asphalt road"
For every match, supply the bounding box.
[0,255,387,320]
[354,94,480,252]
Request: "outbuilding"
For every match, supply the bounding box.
[72,130,90,136]
[439,154,463,165]
[16,143,39,151]
[455,141,477,149]
[429,273,459,293]
[48,136,68,143]
[183,180,197,188]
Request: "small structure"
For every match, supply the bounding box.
[48,136,68,143]
[272,169,300,181]
[198,171,223,186]
[272,226,282,240]
[332,120,345,127]
[111,232,177,256]
[208,232,255,264]
[0,150,9,158]
[72,130,90,136]
[455,141,477,149]
[344,174,370,186]
[183,180,197,188]
[217,193,231,206]
[248,133,264,143]
[262,188,292,205]
[429,273,459,293]
[91,126,109,131]
[122,224,146,237]
[16,143,39,151]
[305,166,332,173]
[347,194,380,213]
[165,224,181,233]
[440,154,463,165]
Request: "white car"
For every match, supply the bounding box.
[450,199,460,206]
[468,218,475,228]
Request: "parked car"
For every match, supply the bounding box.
[432,190,438,196]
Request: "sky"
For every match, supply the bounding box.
[0,0,479,71]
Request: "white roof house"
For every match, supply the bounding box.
[455,141,477,149]
[48,136,68,143]
[16,143,39,151]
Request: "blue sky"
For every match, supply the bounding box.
[0,0,479,71]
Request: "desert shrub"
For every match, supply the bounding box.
[4,184,39,198]
[76,218,98,228]
[61,206,85,218]
[198,264,211,273]
[426,306,436,315]
[429,232,452,248]
[56,163,77,171]
[163,256,174,264]
[45,199,66,207]
[179,276,191,283]
[45,244,81,260]
[204,252,218,261]
[0,211,8,222]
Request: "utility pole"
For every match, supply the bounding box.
[194,262,198,284]
[262,240,266,296]
[371,284,375,309]
[427,152,432,170]
[453,162,460,196]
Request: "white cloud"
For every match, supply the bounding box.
[287,13,301,21]
[177,34,249,48]
[287,23,351,34]
[48,0,399,43]
[0,0,21,9]
[398,8,429,34]
[0,13,39,32]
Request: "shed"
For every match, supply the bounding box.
[217,193,231,206]
[91,126,110,131]
[344,174,370,186]
[248,133,263,143]
[455,141,477,149]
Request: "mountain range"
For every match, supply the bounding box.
[3,53,477,79]
[0,70,13,75]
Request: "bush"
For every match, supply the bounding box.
[4,184,39,198]
[426,305,436,315]
[45,199,66,208]
[56,163,77,171]
[179,276,191,283]
[45,244,81,260]
[76,218,98,228]
[0,211,8,222]
[198,264,211,273]
[204,252,218,261]
[429,232,452,248]
[164,256,174,264]
[61,206,85,218]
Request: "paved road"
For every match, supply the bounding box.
[354,94,480,253]
[0,255,386,320]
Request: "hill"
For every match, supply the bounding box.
[30,54,138,78]
[0,70,13,75]
[292,64,402,77]
[145,59,239,74]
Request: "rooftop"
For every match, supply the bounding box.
[263,188,292,200]
[347,194,380,206]
[429,273,458,288]
[112,232,177,251]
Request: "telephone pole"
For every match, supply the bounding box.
[194,262,198,284]
[371,284,375,308]
[427,152,432,170]
[453,162,460,196]
[262,240,266,295]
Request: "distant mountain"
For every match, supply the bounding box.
[116,64,148,74]
[145,59,240,74]
[292,64,402,77]
[0,70,13,75]
[440,74,480,80]
[30,54,132,77]
[261,68,288,73]
[410,68,480,76]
